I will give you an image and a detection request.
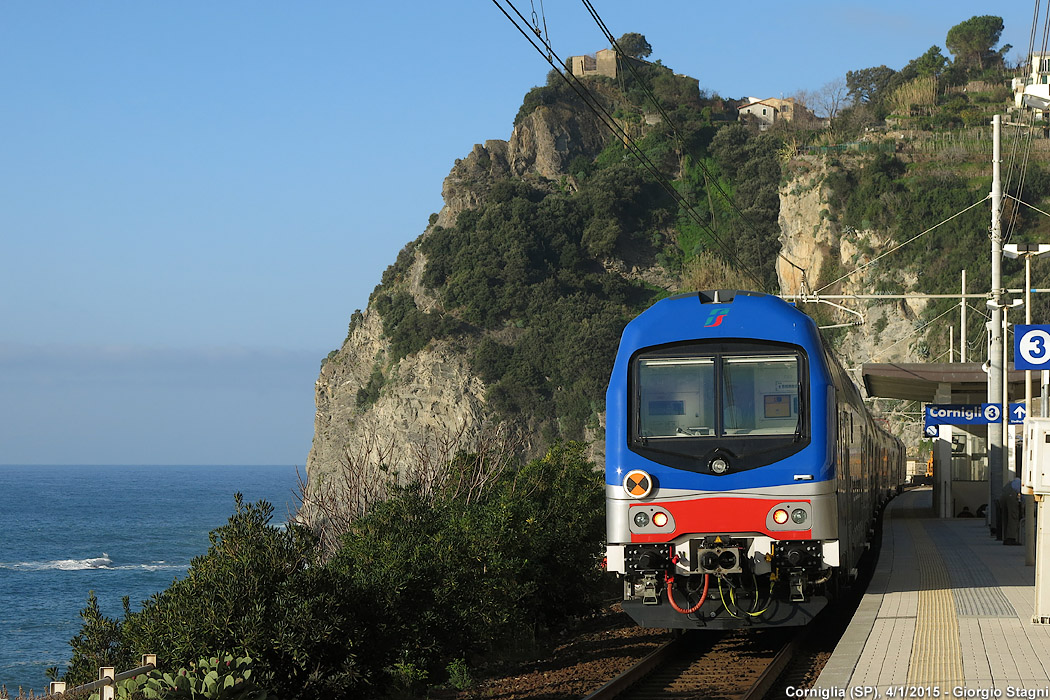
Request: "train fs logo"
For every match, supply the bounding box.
[704,306,730,328]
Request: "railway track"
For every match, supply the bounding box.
[582,627,798,700]
[581,504,884,700]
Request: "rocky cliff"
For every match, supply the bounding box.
[776,155,925,447]
[436,103,611,228]
[302,100,615,518]
[777,155,925,366]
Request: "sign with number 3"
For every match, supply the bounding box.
[1015,325,1050,369]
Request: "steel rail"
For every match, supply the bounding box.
[740,637,799,700]
[580,633,687,700]
[581,632,797,700]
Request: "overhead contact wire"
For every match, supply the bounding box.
[492,0,769,290]
[814,196,989,294]
[579,0,798,285]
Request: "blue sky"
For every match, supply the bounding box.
[1,2,1036,465]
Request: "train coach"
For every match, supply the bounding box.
[605,290,905,629]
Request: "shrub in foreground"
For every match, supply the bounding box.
[64,442,606,698]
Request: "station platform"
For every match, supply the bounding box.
[815,487,1050,695]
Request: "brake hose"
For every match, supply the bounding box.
[665,571,710,614]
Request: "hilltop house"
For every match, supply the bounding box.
[737,96,799,130]
[569,48,619,79]
[568,47,654,80]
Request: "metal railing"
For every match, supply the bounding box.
[47,655,157,699]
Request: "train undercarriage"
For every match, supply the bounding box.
[611,535,840,629]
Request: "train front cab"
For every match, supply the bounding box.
[605,325,841,629]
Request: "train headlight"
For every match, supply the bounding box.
[633,511,650,528]
[710,457,729,474]
[791,508,808,524]
[772,508,790,525]
[652,511,668,527]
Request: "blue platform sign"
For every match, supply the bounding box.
[1015,325,1050,370]
[923,403,1026,436]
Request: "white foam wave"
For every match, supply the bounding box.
[1,554,187,573]
[41,553,114,570]
[115,563,184,572]
[4,553,110,571]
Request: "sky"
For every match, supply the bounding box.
[0,2,1039,466]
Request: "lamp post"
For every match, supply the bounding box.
[1004,243,1050,564]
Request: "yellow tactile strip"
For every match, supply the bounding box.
[907,519,965,685]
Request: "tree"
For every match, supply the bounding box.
[846,65,897,106]
[814,77,849,120]
[616,32,652,59]
[946,15,1007,71]
[906,45,949,79]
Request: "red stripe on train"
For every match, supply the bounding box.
[629,497,811,542]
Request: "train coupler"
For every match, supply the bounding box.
[642,573,660,605]
[789,571,806,602]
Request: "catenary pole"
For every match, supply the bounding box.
[961,270,967,363]
[1027,253,1036,566]
[989,114,1004,534]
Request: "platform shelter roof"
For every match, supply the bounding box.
[861,362,1030,403]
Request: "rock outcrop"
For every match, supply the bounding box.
[776,156,925,447]
[304,98,612,519]
[436,104,611,228]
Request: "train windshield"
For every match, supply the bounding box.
[637,358,716,437]
[722,355,799,436]
[634,345,804,443]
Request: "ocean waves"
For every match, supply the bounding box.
[0,464,300,693]
[0,554,185,572]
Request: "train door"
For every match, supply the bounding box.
[848,410,865,574]
[838,407,853,577]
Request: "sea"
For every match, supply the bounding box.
[0,464,301,695]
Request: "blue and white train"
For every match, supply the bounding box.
[605,290,905,629]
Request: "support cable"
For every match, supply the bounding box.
[1005,193,1050,221]
[814,196,989,294]
[860,304,960,364]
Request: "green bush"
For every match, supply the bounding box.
[329,441,605,681]
[65,496,379,697]
[64,442,606,698]
[372,290,466,362]
[445,658,473,691]
[414,171,663,439]
[355,363,385,409]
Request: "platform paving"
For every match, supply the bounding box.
[814,487,1050,698]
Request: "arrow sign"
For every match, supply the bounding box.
[1013,404,1027,422]
[1015,325,1050,369]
